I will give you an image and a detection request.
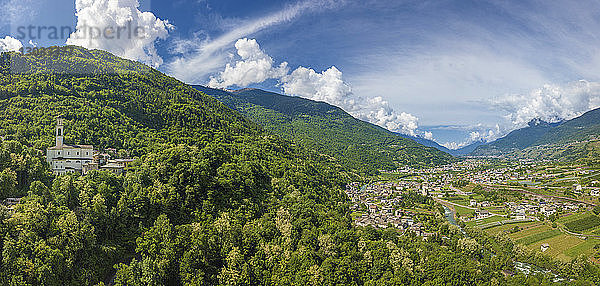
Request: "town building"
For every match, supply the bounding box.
[514,212,526,220]
[475,209,491,219]
[46,117,95,175]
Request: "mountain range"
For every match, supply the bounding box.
[0,46,361,284]
[1,46,599,284]
[193,86,455,174]
[0,46,527,285]
[470,108,600,159]
[397,134,485,156]
[193,85,600,163]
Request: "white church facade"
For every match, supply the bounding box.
[46,117,95,175]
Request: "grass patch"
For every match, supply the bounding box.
[517,229,562,245]
[564,215,600,233]
[564,239,599,258]
[454,205,474,218]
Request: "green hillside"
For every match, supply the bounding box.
[536,108,600,145]
[471,119,557,156]
[0,46,547,285]
[193,86,454,174]
[471,109,600,159]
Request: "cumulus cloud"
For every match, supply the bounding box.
[0,36,23,52]
[441,142,460,150]
[423,131,434,141]
[279,65,419,135]
[439,124,502,150]
[66,0,173,67]
[439,80,600,150]
[359,97,419,136]
[468,124,500,142]
[208,39,288,88]
[210,38,420,135]
[493,80,600,127]
[281,66,353,108]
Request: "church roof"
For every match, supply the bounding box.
[47,144,94,150]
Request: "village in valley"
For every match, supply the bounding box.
[348,158,600,263]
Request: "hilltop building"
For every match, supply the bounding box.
[46,117,95,175]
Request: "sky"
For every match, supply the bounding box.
[1,0,600,148]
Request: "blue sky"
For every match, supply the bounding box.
[2,0,600,148]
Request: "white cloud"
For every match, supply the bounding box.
[281,66,421,135]
[359,96,419,136]
[208,38,420,135]
[66,0,173,67]
[439,123,502,150]
[441,142,460,150]
[281,66,353,109]
[423,131,434,140]
[166,0,344,83]
[0,36,23,52]
[493,80,600,127]
[208,38,288,88]
[280,65,420,135]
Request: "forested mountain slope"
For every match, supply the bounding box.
[536,107,600,145]
[0,47,597,285]
[471,109,600,158]
[193,86,455,174]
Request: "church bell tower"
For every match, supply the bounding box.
[56,117,64,147]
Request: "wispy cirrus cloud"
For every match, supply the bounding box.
[166,0,345,83]
[0,0,40,26]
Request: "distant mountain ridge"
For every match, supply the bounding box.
[397,134,484,156]
[471,108,600,158]
[194,86,455,174]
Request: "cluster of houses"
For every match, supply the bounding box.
[345,182,432,236]
[573,183,600,197]
[46,117,134,175]
[395,159,600,199]
[506,199,584,218]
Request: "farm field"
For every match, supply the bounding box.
[516,229,562,245]
[556,213,585,224]
[497,216,600,262]
[564,239,600,258]
[529,234,586,262]
[466,215,507,227]
[454,204,474,217]
[484,221,538,235]
[564,214,600,233]
[509,225,551,240]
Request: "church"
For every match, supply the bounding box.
[46,117,95,175]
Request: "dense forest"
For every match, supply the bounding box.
[0,47,598,285]
[193,86,455,175]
